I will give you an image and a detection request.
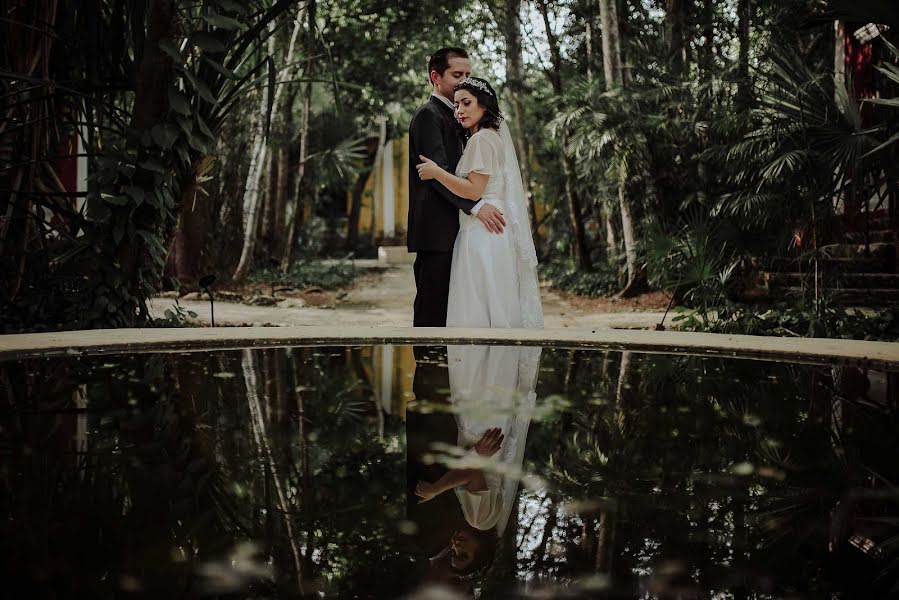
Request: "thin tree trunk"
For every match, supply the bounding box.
[595,510,617,572]
[599,0,641,294]
[232,28,277,281]
[666,0,686,76]
[599,0,622,87]
[617,160,641,296]
[273,146,290,254]
[260,148,277,255]
[281,0,316,272]
[502,0,538,238]
[536,0,591,270]
[700,0,714,80]
[603,203,618,263]
[737,0,752,109]
[234,13,304,280]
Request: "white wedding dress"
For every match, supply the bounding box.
[445,125,543,329]
[440,124,544,534]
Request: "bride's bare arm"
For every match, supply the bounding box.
[417,155,489,201]
[415,468,488,503]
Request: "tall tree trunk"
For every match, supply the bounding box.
[273,146,290,255]
[737,0,752,109]
[260,150,276,256]
[599,0,622,87]
[119,0,177,319]
[602,203,618,262]
[666,0,686,76]
[502,0,538,238]
[617,160,640,295]
[281,1,316,272]
[169,164,207,286]
[700,0,714,80]
[232,29,277,281]
[234,13,304,280]
[595,510,617,573]
[599,0,641,295]
[536,0,592,270]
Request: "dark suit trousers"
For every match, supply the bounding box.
[413,251,453,327]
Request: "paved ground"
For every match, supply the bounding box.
[148,261,669,330]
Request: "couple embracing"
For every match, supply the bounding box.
[403,48,544,581]
[407,47,543,330]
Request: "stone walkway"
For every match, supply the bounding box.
[148,261,668,330]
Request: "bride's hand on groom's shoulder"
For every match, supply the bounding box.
[416,155,440,180]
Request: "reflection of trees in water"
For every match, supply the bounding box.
[2,349,897,597]
[515,351,899,597]
[0,348,406,597]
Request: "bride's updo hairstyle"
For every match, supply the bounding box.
[453,77,504,131]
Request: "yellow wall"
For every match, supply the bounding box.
[359,344,416,419]
[349,134,410,239]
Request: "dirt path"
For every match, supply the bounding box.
[149,261,669,329]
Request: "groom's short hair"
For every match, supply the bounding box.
[428,47,469,81]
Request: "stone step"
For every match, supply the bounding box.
[843,230,897,244]
[819,242,895,260]
[766,272,899,289]
[765,256,890,273]
[377,245,416,265]
[780,287,899,306]
[861,216,894,230]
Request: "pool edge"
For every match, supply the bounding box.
[1,327,897,368]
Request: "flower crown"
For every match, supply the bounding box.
[457,77,493,96]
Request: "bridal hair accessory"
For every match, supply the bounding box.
[458,77,493,96]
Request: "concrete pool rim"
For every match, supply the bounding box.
[1,326,898,368]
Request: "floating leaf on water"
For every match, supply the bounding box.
[743,414,762,426]
[561,499,603,515]
[756,466,786,480]
[170,546,188,563]
[578,574,611,591]
[119,574,143,592]
[398,520,419,536]
[732,462,754,476]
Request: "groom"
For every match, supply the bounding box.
[407,47,506,327]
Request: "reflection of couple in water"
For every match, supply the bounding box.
[407,344,540,586]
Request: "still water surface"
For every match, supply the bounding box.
[1,345,897,598]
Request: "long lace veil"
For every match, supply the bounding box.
[499,121,543,329]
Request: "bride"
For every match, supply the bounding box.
[416,76,543,329]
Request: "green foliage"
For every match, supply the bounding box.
[539,259,619,297]
[642,211,739,320]
[250,258,358,291]
[149,298,199,327]
[1,0,296,332]
[673,300,899,341]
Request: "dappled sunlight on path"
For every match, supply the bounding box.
[149,263,667,330]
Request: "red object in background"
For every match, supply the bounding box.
[51,135,78,196]
[844,31,877,126]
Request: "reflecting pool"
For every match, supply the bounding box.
[1,345,897,598]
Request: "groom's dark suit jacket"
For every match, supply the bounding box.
[407,96,478,252]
